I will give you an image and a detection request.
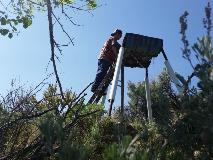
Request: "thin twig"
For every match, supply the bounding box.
[74,82,93,102]
[28,0,44,7]
[0,106,55,131]
[61,6,81,26]
[65,109,101,131]
[52,11,75,46]
[64,93,87,117]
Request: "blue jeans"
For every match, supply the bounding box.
[91,59,112,92]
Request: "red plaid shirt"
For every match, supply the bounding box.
[99,37,121,62]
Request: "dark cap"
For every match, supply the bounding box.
[111,29,122,36]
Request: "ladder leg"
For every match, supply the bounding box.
[145,67,152,121]
[161,49,168,60]
[162,49,184,94]
[121,64,124,120]
[108,99,114,116]
[108,47,125,115]
[164,60,183,94]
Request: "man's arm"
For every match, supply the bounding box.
[111,38,119,55]
[111,45,117,55]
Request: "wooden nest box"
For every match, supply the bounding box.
[122,33,163,68]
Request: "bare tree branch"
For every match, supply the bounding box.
[47,0,65,104]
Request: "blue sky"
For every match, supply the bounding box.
[0,0,211,108]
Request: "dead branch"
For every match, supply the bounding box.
[47,0,65,104]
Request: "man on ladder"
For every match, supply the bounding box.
[90,29,122,103]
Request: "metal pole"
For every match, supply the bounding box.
[121,64,124,120]
[145,68,152,121]
[211,68,213,81]
[108,99,114,116]
[164,60,184,94]
[161,49,168,60]
[162,49,183,94]
[108,47,125,116]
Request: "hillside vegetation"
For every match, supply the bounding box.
[0,1,212,160]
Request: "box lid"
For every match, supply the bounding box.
[122,33,163,68]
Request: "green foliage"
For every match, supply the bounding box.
[0,0,97,38]
[127,69,178,126]
[56,143,89,160]
[39,114,64,154]
[0,29,9,36]
[39,113,89,160]
[0,0,34,38]
[22,16,33,28]
[103,142,126,160]
[0,82,105,159]
[126,3,213,159]
[0,1,212,160]
[59,0,75,4]
[87,0,97,8]
[0,17,6,25]
[103,135,149,160]
[56,0,97,7]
